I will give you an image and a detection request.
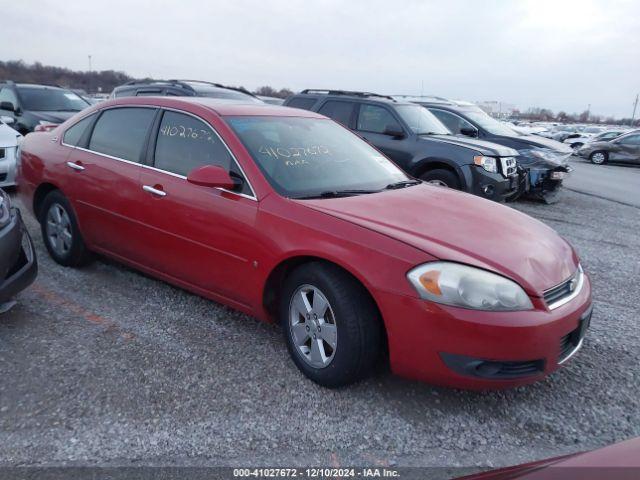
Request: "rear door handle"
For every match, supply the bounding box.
[66,161,85,171]
[143,185,167,197]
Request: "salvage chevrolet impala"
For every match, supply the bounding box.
[17,97,592,389]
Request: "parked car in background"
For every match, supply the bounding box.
[0,117,22,187]
[0,188,37,314]
[577,130,640,165]
[589,129,628,142]
[258,95,285,105]
[284,90,520,202]
[110,79,263,103]
[18,96,591,389]
[411,97,572,203]
[0,81,91,134]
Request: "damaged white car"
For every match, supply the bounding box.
[0,116,22,188]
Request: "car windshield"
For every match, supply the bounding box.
[17,87,89,111]
[395,105,450,135]
[463,108,518,136]
[226,116,410,198]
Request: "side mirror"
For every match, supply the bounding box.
[460,127,478,138]
[0,115,14,125]
[187,165,236,190]
[0,102,16,113]
[383,124,405,138]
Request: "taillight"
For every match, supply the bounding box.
[34,121,59,132]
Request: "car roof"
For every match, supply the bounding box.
[11,83,67,90]
[291,89,418,106]
[95,96,326,118]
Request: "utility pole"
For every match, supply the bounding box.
[632,94,639,127]
[87,55,93,94]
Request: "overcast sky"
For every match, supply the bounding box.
[2,0,639,118]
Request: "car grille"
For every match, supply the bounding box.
[543,267,583,309]
[559,306,591,364]
[487,360,545,379]
[500,156,517,177]
[559,332,576,360]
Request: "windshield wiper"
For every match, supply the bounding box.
[385,180,421,190]
[419,131,450,136]
[294,189,380,200]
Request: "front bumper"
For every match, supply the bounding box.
[0,146,17,187]
[464,165,518,202]
[0,208,38,304]
[375,273,592,390]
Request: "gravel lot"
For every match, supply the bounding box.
[0,168,639,468]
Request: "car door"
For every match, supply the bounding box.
[64,106,157,261]
[137,108,259,306]
[317,100,357,128]
[610,134,640,163]
[355,103,409,164]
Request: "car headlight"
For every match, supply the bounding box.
[473,156,498,174]
[407,261,533,311]
[0,189,12,228]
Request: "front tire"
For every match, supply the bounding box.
[280,262,382,388]
[40,190,92,267]
[589,151,608,165]
[420,168,461,189]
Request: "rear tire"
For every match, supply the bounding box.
[279,262,382,388]
[40,190,92,267]
[589,151,608,165]
[420,168,461,189]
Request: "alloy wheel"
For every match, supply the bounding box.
[591,152,606,164]
[46,203,73,256]
[289,284,338,369]
[427,179,449,187]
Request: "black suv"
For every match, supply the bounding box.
[110,79,262,103]
[284,90,520,202]
[409,97,572,203]
[0,81,91,134]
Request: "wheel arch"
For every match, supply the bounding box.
[33,182,61,221]
[262,255,389,353]
[411,157,468,189]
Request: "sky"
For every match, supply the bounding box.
[2,0,639,118]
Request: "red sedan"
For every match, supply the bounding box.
[17,97,592,389]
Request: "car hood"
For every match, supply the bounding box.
[513,134,574,153]
[30,110,79,123]
[299,185,577,295]
[419,134,519,157]
[0,123,20,147]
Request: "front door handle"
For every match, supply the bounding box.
[66,161,85,171]
[143,185,167,197]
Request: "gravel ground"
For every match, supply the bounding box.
[0,186,638,469]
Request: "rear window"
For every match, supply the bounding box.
[286,97,317,111]
[318,101,355,126]
[89,108,156,162]
[63,114,96,146]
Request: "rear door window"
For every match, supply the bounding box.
[63,113,96,147]
[286,97,317,110]
[89,107,156,162]
[357,104,401,134]
[318,101,355,127]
